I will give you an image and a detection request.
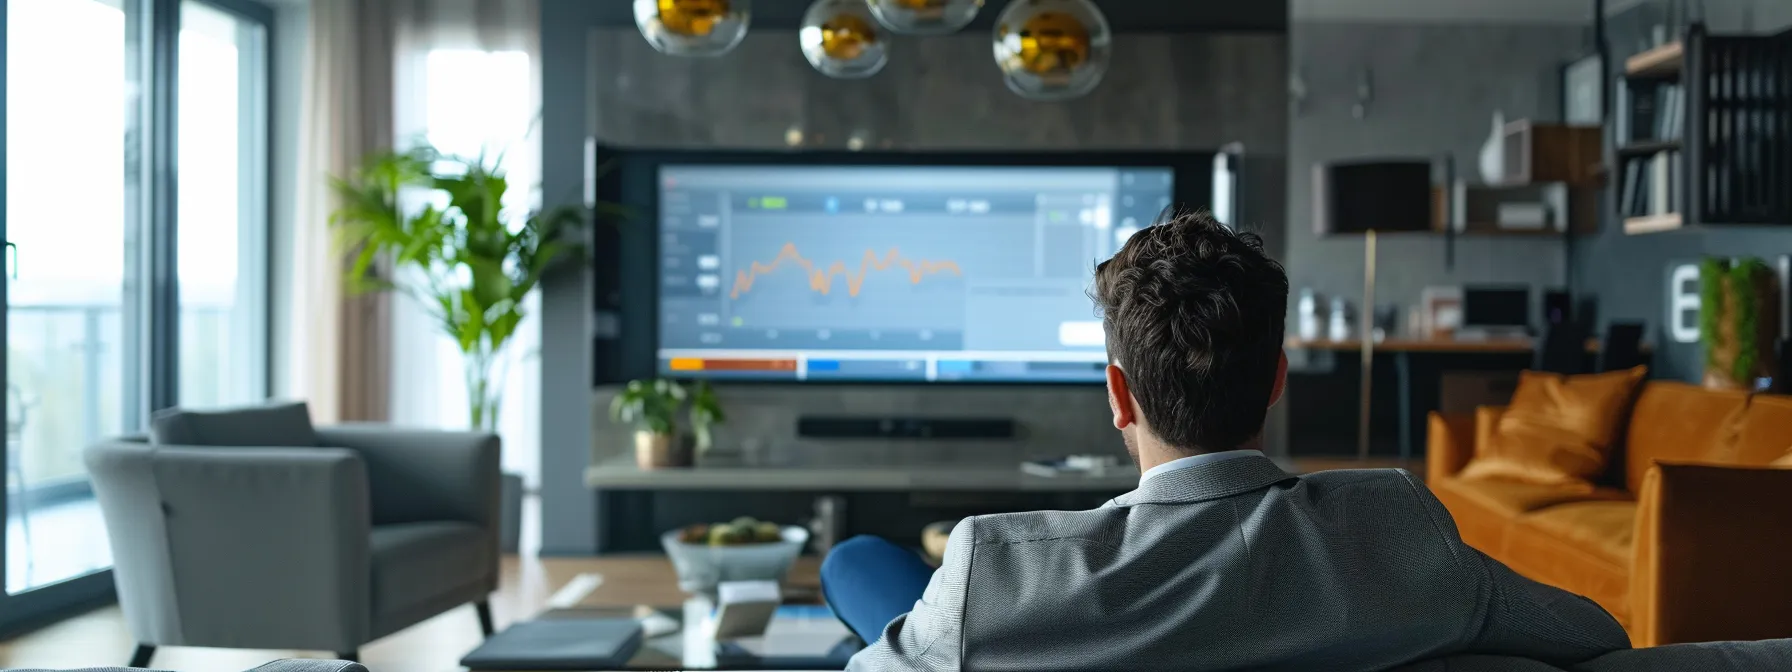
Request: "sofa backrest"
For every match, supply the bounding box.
[1622,381,1748,492]
[1729,392,1792,465]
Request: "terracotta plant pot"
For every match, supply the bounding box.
[635,431,684,469]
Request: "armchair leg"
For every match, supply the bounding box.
[476,600,495,636]
[335,650,358,662]
[129,644,155,668]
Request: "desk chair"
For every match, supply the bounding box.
[1533,322,1589,374]
[1599,322,1648,373]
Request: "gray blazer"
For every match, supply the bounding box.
[847,454,1630,671]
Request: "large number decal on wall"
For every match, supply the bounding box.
[1668,263,1701,344]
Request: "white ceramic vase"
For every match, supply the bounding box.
[1478,109,1506,184]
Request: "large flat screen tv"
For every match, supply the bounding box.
[594,149,1221,384]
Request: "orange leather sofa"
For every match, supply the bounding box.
[1428,381,1792,647]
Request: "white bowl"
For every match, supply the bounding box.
[660,525,810,595]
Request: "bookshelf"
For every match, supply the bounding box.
[1614,25,1792,235]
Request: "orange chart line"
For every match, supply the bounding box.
[728,242,963,299]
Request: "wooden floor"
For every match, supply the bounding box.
[0,495,832,672]
[0,551,815,672]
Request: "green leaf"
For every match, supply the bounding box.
[327,142,614,426]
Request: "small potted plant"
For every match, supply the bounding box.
[611,379,686,468]
[610,379,727,468]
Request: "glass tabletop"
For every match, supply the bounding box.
[548,597,859,670]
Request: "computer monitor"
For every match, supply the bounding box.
[653,163,1178,382]
[1462,286,1532,331]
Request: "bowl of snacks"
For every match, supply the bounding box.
[661,517,810,595]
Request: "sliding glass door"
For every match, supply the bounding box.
[177,0,266,408]
[4,0,143,595]
[0,0,271,623]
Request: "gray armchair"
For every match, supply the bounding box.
[86,417,500,667]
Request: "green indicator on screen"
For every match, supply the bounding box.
[759,196,788,210]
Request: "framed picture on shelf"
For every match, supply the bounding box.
[1561,53,1603,125]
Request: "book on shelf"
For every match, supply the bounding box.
[1657,85,1684,141]
[1650,152,1670,216]
[1629,82,1656,142]
[1620,150,1682,219]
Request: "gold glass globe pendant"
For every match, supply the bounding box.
[866,0,983,36]
[992,0,1110,100]
[801,0,889,78]
[635,0,752,57]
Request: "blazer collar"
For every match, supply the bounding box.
[1107,453,1297,507]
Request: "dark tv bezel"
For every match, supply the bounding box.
[592,146,1219,386]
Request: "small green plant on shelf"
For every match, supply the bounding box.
[609,379,726,467]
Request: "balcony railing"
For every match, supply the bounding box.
[8,302,236,491]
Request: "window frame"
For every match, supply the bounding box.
[0,0,276,631]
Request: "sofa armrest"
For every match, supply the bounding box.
[1427,411,1476,481]
[85,440,372,651]
[1630,462,1792,646]
[316,425,500,529]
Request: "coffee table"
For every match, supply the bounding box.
[543,596,860,670]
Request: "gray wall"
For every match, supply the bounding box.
[1285,22,1587,326]
[541,1,1287,554]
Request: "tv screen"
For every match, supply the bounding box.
[655,164,1176,382]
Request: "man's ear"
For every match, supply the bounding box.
[1106,363,1136,430]
[1268,350,1289,408]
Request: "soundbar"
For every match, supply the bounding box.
[797,417,1016,440]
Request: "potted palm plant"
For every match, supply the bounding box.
[330,145,592,550]
[610,379,726,468]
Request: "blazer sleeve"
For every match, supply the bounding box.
[846,517,975,672]
[1398,472,1631,665]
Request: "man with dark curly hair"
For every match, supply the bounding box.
[824,211,1639,671]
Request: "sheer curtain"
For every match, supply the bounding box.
[291,0,397,423]
[389,0,544,486]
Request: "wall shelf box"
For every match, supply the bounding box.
[1445,182,1597,235]
[1499,121,1603,186]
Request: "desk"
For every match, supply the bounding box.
[1287,337,1606,354]
[1285,337,1646,458]
[1291,337,1537,460]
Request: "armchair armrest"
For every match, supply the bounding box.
[1427,411,1476,481]
[84,440,372,651]
[315,425,500,529]
[1630,462,1792,646]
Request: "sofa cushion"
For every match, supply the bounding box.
[1429,477,1628,553]
[370,521,492,618]
[1503,501,1638,624]
[1622,382,1747,492]
[1461,367,1646,488]
[1732,393,1792,465]
[150,401,319,447]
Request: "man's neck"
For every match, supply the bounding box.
[1137,437,1264,474]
